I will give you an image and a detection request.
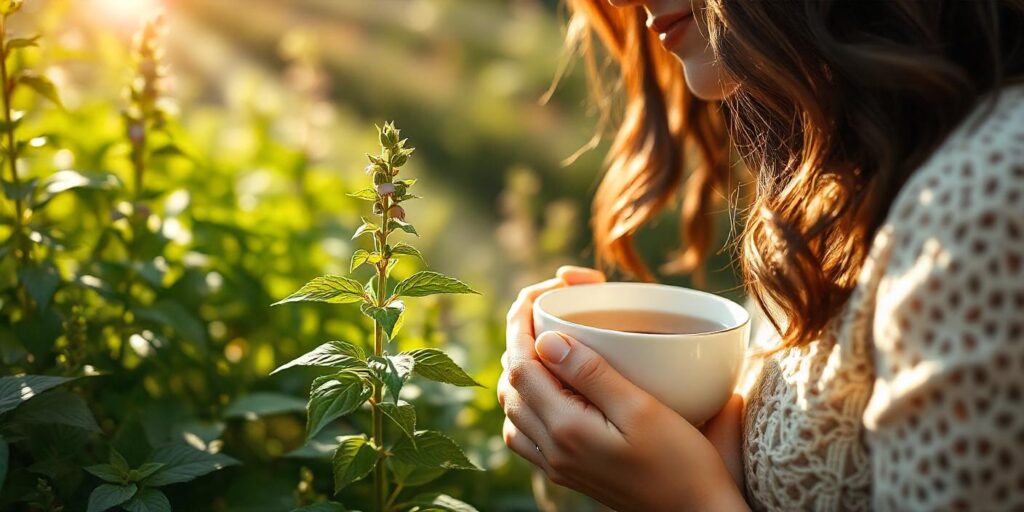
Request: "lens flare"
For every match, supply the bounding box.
[87,0,165,29]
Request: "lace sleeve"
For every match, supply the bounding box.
[863,146,1024,510]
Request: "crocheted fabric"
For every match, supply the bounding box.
[743,85,1024,511]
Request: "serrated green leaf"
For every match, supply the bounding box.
[127,462,165,482]
[392,430,480,471]
[406,348,482,387]
[360,301,404,339]
[144,443,239,486]
[6,35,40,51]
[18,71,62,108]
[87,483,137,512]
[271,340,366,376]
[2,176,36,202]
[352,218,379,240]
[394,271,478,298]
[388,218,418,236]
[390,243,425,263]
[388,457,447,487]
[346,188,377,201]
[331,435,379,493]
[123,488,171,512]
[408,493,479,512]
[273,275,366,306]
[17,262,60,311]
[349,249,382,273]
[85,463,126,484]
[35,170,119,209]
[0,374,78,414]
[110,449,130,474]
[369,354,414,403]
[306,372,372,440]
[397,179,417,188]
[222,392,307,419]
[133,300,208,352]
[8,389,100,432]
[377,401,416,442]
[150,143,192,161]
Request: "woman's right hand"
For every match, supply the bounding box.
[497,264,606,382]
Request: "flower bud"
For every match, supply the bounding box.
[134,203,152,220]
[128,122,145,143]
[373,202,383,215]
[373,172,388,186]
[376,183,396,197]
[390,152,407,168]
[388,204,406,221]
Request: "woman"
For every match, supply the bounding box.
[497,0,1024,510]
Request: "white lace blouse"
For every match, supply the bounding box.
[742,84,1024,511]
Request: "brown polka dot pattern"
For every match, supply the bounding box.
[743,85,1024,512]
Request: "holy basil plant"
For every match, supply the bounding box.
[273,122,483,512]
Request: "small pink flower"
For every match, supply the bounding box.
[128,122,145,143]
[376,183,396,197]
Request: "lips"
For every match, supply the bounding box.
[648,10,694,50]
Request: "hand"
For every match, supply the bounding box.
[497,267,748,511]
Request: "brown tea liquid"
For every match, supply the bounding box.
[560,309,726,335]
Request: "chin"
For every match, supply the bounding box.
[680,56,733,101]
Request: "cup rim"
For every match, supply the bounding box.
[533,282,751,339]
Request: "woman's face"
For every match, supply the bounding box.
[608,0,736,100]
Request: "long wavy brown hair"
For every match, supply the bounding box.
[566,0,1024,348]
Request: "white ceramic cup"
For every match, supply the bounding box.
[533,282,750,425]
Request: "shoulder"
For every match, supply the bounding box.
[870,84,1024,372]
[861,87,1024,512]
[883,84,1024,276]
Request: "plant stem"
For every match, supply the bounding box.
[385,482,404,511]
[0,14,32,319]
[372,190,392,512]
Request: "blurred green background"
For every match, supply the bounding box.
[0,0,741,510]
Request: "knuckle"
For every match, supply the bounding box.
[549,420,581,449]
[506,360,535,390]
[502,422,516,446]
[546,452,572,474]
[572,356,605,385]
[547,470,569,487]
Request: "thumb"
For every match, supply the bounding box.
[534,331,651,428]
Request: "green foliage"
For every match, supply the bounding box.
[87,483,137,512]
[405,349,483,388]
[306,373,372,441]
[0,1,622,509]
[272,123,482,511]
[331,435,379,492]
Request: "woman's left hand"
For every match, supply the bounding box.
[498,289,749,511]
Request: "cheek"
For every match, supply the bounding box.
[677,28,737,101]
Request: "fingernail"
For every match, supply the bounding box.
[535,332,571,363]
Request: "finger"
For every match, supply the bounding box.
[506,278,565,360]
[533,331,654,429]
[555,266,606,285]
[503,418,553,472]
[502,386,556,454]
[497,369,508,408]
[517,277,567,302]
[702,393,744,487]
